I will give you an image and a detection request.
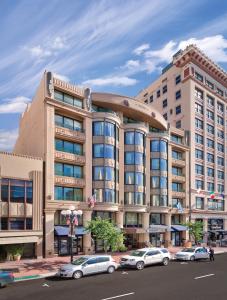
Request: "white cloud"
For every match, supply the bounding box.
[52,37,66,50]
[27,45,52,59]
[0,129,18,151]
[53,72,70,82]
[0,96,31,114]
[133,43,150,55]
[82,76,138,87]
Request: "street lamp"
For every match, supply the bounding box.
[61,206,83,263]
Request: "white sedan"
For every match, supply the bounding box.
[175,247,209,261]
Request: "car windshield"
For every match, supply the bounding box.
[181,248,195,253]
[130,250,146,257]
[71,257,88,265]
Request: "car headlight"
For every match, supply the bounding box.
[129,259,135,262]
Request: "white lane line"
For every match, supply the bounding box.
[194,274,215,280]
[100,292,135,300]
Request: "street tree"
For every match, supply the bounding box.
[182,220,204,245]
[85,217,125,253]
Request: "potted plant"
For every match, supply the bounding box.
[13,245,24,261]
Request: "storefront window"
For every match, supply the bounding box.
[54,186,83,201]
[124,213,142,227]
[150,214,164,225]
[208,219,224,231]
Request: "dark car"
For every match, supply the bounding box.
[0,272,14,288]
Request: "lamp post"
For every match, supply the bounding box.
[61,206,83,263]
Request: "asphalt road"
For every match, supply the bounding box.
[1,254,227,300]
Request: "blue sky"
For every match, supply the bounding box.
[0,0,227,151]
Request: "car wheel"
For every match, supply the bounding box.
[162,257,169,266]
[107,266,115,274]
[190,255,195,261]
[72,270,83,279]
[136,261,144,270]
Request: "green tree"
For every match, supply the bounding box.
[85,217,125,253]
[182,220,204,244]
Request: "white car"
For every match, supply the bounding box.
[120,248,171,270]
[175,247,209,261]
[59,255,119,279]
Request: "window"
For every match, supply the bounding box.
[172,167,182,176]
[144,99,148,104]
[217,129,224,139]
[195,149,204,160]
[176,120,181,128]
[151,158,160,170]
[217,170,224,180]
[207,153,214,163]
[206,110,214,120]
[55,115,83,131]
[172,198,182,208]
[217,143,224,153]
[163,99,167,108]
[125,152,144,165]
[55,163,83,178]
[160,159,167,171]
[175,75,181,84]
[172,182,183,192]
[172,150,182,160]
[175,90,181,100]
[150,140,167,152]
[217,88,224,97]
[207,182,214,191]
[217,156,224,166]
[55,186,83,201]
[26,218,33,230]
[26,182,33,204]
[195,87,203,100]
[195,180,204,189]
[54,90,83,108]
[10,180,25,203]
[55,139,83,155]
[206,80,214,90]
[150,214,165,225]
[195,164,204,175]
[163,85,167,94]
[157,90,160,98]
[1,179,32,204]
[195,72,203,82]
[196,197,204,209]
[125,172,134,185]
[195,133,203,144]
[208,201,224,211]
[207,124,214,135]
[163,113,168,120]
[93,167,115,181]
[217,102,224,112]
[105,189,115,203]
[218,184,224,193]
[93,121,116,137]
[170,109,173,115]
[207,167,214,177]
[151,195,168,207]
[175,105,181,115]
[171,134,182,144]
[207,95,214,107]
[195,118,203,129]
[93,144,115,159]
[151,176,159,188]
[207,138,214,149]
[217,116,224,125]
[150,95,153,103]
[135,173,144,186]
[125,131,144,146]
[124,213,142,227]
[9,219,25,230]
[160,177,167,189]
[195,103,203,114]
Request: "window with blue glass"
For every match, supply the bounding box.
[93,121,116,137]
[105,167,115,181]
[151,140,167,152]
[134,192,144,205]
[55,114,83,131]
[160,176,167,189]
[151,158,160,170]
[54,90,83,108]
[125,172,135,184]
[125,152,143,165]
[160,159,167,171]
[151,176,159,188]
[9,218,24,230]
[55,163,83,178]
[55,139,83,155]
[195,180,204,189]
[125,131,144,146]
[1,179,9,202]
[10,180,25,203]
[135,172,144,186]
[93,144,115,159]
[172,182,183,192]
[105,189,115,203]
[55,186,83,201]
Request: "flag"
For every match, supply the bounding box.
[66,217,70,225]
[209,191,215,199]
[74,216,78,226]
[221,193,225,199]
[176,201,184,213]
[88,194,96,208]
[197,188,202,194]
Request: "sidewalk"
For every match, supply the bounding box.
[1,247,227,281]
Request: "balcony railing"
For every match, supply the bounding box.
[55,126,86,142]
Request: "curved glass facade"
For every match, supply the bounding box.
[125,131,144,146]
[94,188,118,203]
[151,140,167,152]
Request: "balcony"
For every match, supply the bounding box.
[172,175,185,182]
[55,175,85,187]
[55,151,85,165]
[55,126,85,143]
[171,158,185,167]
[172,190,185,198]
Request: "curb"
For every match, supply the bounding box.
[14,272,57,282]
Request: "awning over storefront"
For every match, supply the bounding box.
[147,225,169,233]
[171,225,188,232]
[124,227,146,234]
[54,226,87,236]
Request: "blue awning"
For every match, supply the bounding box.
[54,226,87,236]
[171,225,188,232]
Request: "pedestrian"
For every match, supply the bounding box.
[209,247,214,261]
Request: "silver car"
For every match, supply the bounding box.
[175,247,209,261]
[59,255,119,279]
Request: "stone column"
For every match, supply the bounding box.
[142,212,150,246]
[45,211,55,257]
[83,210,92,254]
[165,213,171,247]
[35,237,43,259]
[182,214,189,241]
[116,211,124,229]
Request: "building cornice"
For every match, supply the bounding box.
[0,151,42,161]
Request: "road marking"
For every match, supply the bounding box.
[100,292,135,300]
[121,271,128,274]
[194,274,215,280]
[180,262,188,265]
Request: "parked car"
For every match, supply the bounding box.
[0,272,14,288]
[120,248,171,270]
[175,247,209,261]
[58,255,119,279]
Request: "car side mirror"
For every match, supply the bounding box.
[82,263,88,267]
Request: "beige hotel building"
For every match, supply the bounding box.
[137,45,227,244]
[12,71,190,257]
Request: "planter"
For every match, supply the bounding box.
[184,241,192,248]
[13,254,21,261]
